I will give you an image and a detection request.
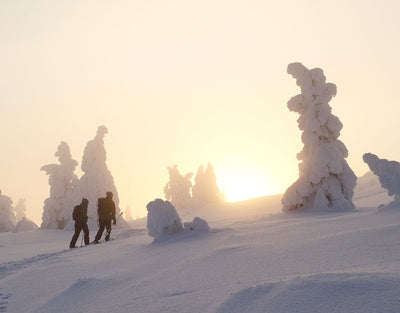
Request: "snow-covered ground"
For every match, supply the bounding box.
[1,185,400,313]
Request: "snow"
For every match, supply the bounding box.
[281,62,357,212]
[1,187,400,313]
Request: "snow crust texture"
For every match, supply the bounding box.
[281,62,356,212]
[217,272,400,313]
[363,153,400,208]
[146,199,184,238]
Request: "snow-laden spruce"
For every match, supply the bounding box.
[41,142,80,229]
[192,163,225,206]
[78,126,124,230]
[281,62,357,212]
[0,190,16,232]
[363,153,400,209]
[14,198,27,222]
[146,199,184,238]
[164,165,193,210]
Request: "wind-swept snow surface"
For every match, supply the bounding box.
[282,62,357,212]
[363,153,400,209]
[2,191,400,313]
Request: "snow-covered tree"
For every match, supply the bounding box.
[363,153,400,208]
[14,198,26,222]
[146,199,183,238]
[125,205,133,222]
[79,126,124,229]
[192,163,224,206]
[0,190,16,232]
[281,62,357,212]
[14,217,38,232]
[41,142,80,229]
[164,165,193,210]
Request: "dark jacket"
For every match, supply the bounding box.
[97,197,116,221]
[72,204,88,222]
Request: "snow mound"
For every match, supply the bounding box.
[184,217,210,231]
[146,199,183,238]
[217,272,400,313]
[32,277,113,313]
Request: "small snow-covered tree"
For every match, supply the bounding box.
[14,217,39,232]
[79,126,124,229]
[41,142,80,229]
[14,198,26,222]
[363,153,400,208]
[281,62,357,212]
[146,199,183,238]
[0,190,16,232]
[192,163,224,206]
[164,165,193,210]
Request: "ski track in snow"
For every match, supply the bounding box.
[0,290,11,313]
[0,250,69,280]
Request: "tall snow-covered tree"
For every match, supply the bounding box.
[281,62,357,212]
[41,142,80,229]
[79,126,124,229]
[192,163,224,206]
[164,165,193,210]
[14,198,26,222]
[0,190,16,232]
[363,153,400,208]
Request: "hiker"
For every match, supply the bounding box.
[70,198,90,248]
[93,191,116,243]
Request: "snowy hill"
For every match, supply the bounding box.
[1,188,400,312]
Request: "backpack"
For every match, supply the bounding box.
[72,205,80,221]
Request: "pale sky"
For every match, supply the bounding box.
[1,0,400,224]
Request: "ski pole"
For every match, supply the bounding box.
[116,211,124,221]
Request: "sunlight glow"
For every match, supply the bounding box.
[217,167,278,202]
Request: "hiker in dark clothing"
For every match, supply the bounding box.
[94,191,116,243]
[70,198,90,248]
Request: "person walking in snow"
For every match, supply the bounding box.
[93,191,116,243]
[70,198,90,248]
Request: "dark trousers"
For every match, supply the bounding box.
[70,221,90,247]
[95,219,112,241]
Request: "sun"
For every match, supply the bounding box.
[217,167,278,202]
